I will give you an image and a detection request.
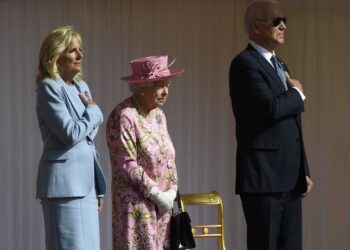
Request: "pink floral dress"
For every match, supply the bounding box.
[106,97,178,250]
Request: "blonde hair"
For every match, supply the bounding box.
[36,26,83,85]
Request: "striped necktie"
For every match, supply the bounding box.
[270,55,288,90]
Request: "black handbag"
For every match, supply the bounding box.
[170,190,196,249]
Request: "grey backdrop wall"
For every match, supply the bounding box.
[1,0,349,249]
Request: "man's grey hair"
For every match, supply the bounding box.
[244,0,277,32]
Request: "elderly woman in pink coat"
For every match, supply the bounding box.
[106,55,184,250]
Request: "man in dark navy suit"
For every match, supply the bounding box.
[229,1,314,249]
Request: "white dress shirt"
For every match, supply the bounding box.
[249,41,305,100]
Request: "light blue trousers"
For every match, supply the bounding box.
[42,188,100,250]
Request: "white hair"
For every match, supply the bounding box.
[128,82,154,94]
[244,0,278,32]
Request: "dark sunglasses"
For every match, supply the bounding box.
[255,17,287,27]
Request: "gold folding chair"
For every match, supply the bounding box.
[180,191,226,250]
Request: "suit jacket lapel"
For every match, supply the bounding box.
[246,45,286,92]
[59,78,85,119]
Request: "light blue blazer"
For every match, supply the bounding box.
[36,77,106,198]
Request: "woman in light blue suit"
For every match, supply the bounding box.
[35,26,106,250]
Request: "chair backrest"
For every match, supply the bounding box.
[180,191,226,250]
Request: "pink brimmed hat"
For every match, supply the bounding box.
[121,55,184,83]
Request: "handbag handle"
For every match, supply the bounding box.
[173,189,183,213]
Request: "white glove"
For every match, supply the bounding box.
[165,189,177,201]
[148,186,174,213]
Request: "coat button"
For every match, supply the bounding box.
[167,159,174,168]
[87,141,92,145]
